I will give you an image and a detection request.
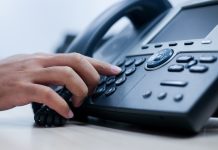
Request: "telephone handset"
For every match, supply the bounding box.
[33,0,218,133]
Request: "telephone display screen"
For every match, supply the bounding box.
[150,4,218,43]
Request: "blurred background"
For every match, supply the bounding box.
[0,0,188,59]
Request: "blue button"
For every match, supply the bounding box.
[146,48,174,68]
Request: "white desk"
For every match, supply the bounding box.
[0,105,218,150]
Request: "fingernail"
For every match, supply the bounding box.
[67,110,74,118]
[111,65,121,74]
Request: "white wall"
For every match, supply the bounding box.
[0,0,187,59]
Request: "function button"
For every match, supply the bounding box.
[99,76,107,85]
[189,65,208,73]
[143,90,152,99]
[160,80,188,87]
[93,86,106,97]
[185,59,198,68]
[116,58,126,67]
[176,55,194,63]
[105,86,116,96]
[125,66,136,76]
[184,41,194,45]
[142,45,149,49]
[169,42,177,47]
[135,57,146,66]
[168,64,184,72]
[125,58,135,67]
[115,75,126,86]
[106,76,116,85]
[154,44,162,48]
[158,92,167,100]
[201,40,212,44]
[146,48,174,68]
[174,94,184,102]
[199,56,217,63]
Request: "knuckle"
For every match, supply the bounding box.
[42,88,54,101]
[62,66,74,78]
[72,52,84,63]
[92,74,100,85]
[77,85,88,98]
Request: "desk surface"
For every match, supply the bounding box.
[0,105,218,150]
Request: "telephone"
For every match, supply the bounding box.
[33,0,218,133]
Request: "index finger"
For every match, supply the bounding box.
[84,56,121,76]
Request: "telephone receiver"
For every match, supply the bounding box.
[33,0,218,134]
[65,0,171,57]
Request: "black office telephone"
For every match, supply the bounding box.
[33,0,218,133]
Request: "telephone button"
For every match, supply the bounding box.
[186,59,198,68]
[176,55,193,63]
[169,42,177,47]
[146,48,174,68]
[154,44,162,48]
[189,65,208,73]
[199,56,217,63]
[125,66,136,76]
[135,57,146,66]
[105,86,116,96]
[184,41,194,45]
[116,59,125,67]
[168,64,184,72]
[115,75,126,86]
[117,66,126,76]
[141,45,149,49]
[160,80,188,87]
[174,94,184,102]
[125,58,135,67]
[106,76,116,85]
[99,76,107,85]
[158,92,167,100]
[143,91,152,99]
[93,86,106,97]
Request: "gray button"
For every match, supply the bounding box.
[143,91,152,99]
[201,40,212,44]
[189,65,208,73]
[158,92,167,100]
[168,64,184,72]
[174,94,183,102]
[176,55,194,63]
[160,80,188,87]
[199,56,217,63]
[146,48,174,68]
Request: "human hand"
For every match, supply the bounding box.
[0,53,121,118]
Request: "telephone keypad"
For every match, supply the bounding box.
[174,94,184,102]
[186,59,198,68]
[115,75,126,86]
[125,66,136,76]
[142,90,152,99]
[160,80,188,87]
[125,58,135,67]
[184,41,194,45]
[116,58,125,67]
[105,86,116,96]
[135,57,146,66]
[199,56,217,63]
[168,64,184,72]
[158,92,167,100]
[189,65,208,73]
[106,76,116,85]
[176,55,194,63]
